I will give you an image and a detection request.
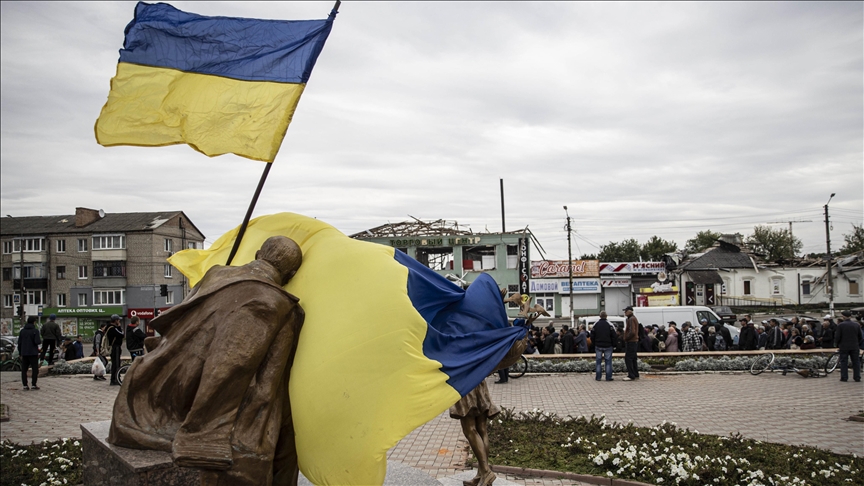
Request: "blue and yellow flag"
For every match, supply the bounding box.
[95,2,335,162]
[169,213,526,485]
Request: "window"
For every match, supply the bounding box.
[93,261,126,278]
[801,279,811,296]
[164,264,173,278]
[164,238,173,253]
[77,293,87,306]
[3,295,12,308]
[2,268,10,281]
[56,239,66,253]
[12,264,45,279]
[56,266,66,279]
[22,290,46,305]
[187,241,198,250]
[506,245,518,269]
[57,293,66,307]
[743,280,753,295]
[78,265,88,279]
[78,238,88,252]
[94,289,124,305]
[463,245,496,271]
[850,279,860,296]
[2,241,12,254]
[696,310,721,326]
[416,247,454,271]
[11,238,45,252]
[92,234,125,250]
[166,290,174,305]
[771,279,783,296]
[535,293,555,315]
[507,284,520,308]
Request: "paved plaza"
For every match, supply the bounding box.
[2,370,862,485]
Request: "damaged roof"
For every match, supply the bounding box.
[1,211,204,238]
[679,240,756,271]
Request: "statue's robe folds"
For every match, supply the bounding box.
[108,262,304,485]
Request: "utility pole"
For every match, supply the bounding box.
[564,206,574,330]
[766,220,812,240]
[18,237,26,322]
[824,193,835,317]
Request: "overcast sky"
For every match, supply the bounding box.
[1,1,861,261]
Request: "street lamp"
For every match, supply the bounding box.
[564,206,574,330]
[824,193,835,317]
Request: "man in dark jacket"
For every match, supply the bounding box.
[542,326,557,354]
[818,319,836,349]
[106,314,125,385]
[126,316,146,361]
[590,312,616,381]
[39,314,63,365]
[623,306,640,381]
[835,311,861,382]
[766,319,784,350]
[18,316,42,390]
[561,325,575,354]
[738,318,758,351]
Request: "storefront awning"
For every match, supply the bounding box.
[686,270,723,285]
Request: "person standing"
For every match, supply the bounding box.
[561,325,575,354]
[573,325,588,353]
[18,316,42,390]
[622,306,640,381]
[126,316,146,361]
[766,319,784,350]
[738,318,757,351]
[92,323,108,380]
[818,318,836,349]
[106,314,125,385]
[680,322,703,352]
[664,324,679,352]
[73,335,85,359]
[590,312,616,381]
[835,310,862,383]
[39,314,62,366]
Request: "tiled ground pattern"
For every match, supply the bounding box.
[2,371,862,486]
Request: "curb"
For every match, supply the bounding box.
[490,465,653,486]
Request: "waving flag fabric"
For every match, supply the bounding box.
[95,2,335,162]
[168,213,526,485]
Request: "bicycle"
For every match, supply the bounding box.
[508,355,529,379]
[749,352,825,378]
[0,356,22,372]
[116,350,144,385]
[824,350,864,374]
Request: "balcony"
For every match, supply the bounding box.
[13,278,48,290]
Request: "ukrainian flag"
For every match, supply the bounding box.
[95,2,335,162]
[169,213,526,485]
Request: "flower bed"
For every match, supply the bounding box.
[520,355,828,374]
[0,439,82,486]
[488,410,863,486]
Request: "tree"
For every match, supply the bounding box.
[838,223,864,255]
[684,230,722,254]
[597,239,641,262]
[640,236,678,261]
[580,253,598,260]
[746,225,802,262]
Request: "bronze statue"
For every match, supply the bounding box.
[450,307,534,486]
[108,236,305,485]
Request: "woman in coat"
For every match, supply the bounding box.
[664,325,679,352]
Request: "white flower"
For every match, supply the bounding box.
[607,472,613,477]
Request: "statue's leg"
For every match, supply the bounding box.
[273,378,299,486]
[172,304,286,469]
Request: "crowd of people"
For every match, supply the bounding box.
[16,313,147,390]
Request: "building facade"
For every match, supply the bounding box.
[1,207,205,337]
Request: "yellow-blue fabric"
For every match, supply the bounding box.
[168,213,460,485]
[95,2,335,162]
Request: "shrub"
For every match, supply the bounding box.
[0,438,82,486]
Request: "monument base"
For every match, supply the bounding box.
[82,421,441,485]
[81,421,202,486]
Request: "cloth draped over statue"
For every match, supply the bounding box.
[163,213,525,485]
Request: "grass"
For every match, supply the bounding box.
[486,409,863,486]
[0,439,82,486]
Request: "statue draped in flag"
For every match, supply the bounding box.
[95,1,336,162]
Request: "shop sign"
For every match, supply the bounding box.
[647,294,679,306]
[599,262,666,274]
[558,279,601,294]
[78,319,99,338]
[388,237,482,247]
[518,238,530,295]
[127,308,168,319]
[531,260,599,278]
[601,279,631,288]
[529,280,559,293]
[42,306,124,317]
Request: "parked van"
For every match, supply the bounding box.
[631,306,739,346]
[578,315,626,331]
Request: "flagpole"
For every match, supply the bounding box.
[225,162,273,265]
[224,0,340,265]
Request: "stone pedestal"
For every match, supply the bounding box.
[81,421,202,486]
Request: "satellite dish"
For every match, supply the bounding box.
[98,209,105,218]
[658,271,668,282]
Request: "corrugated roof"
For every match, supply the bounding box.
[686,270,724,285]
[1,211,203,237]
[680,245,755,270]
